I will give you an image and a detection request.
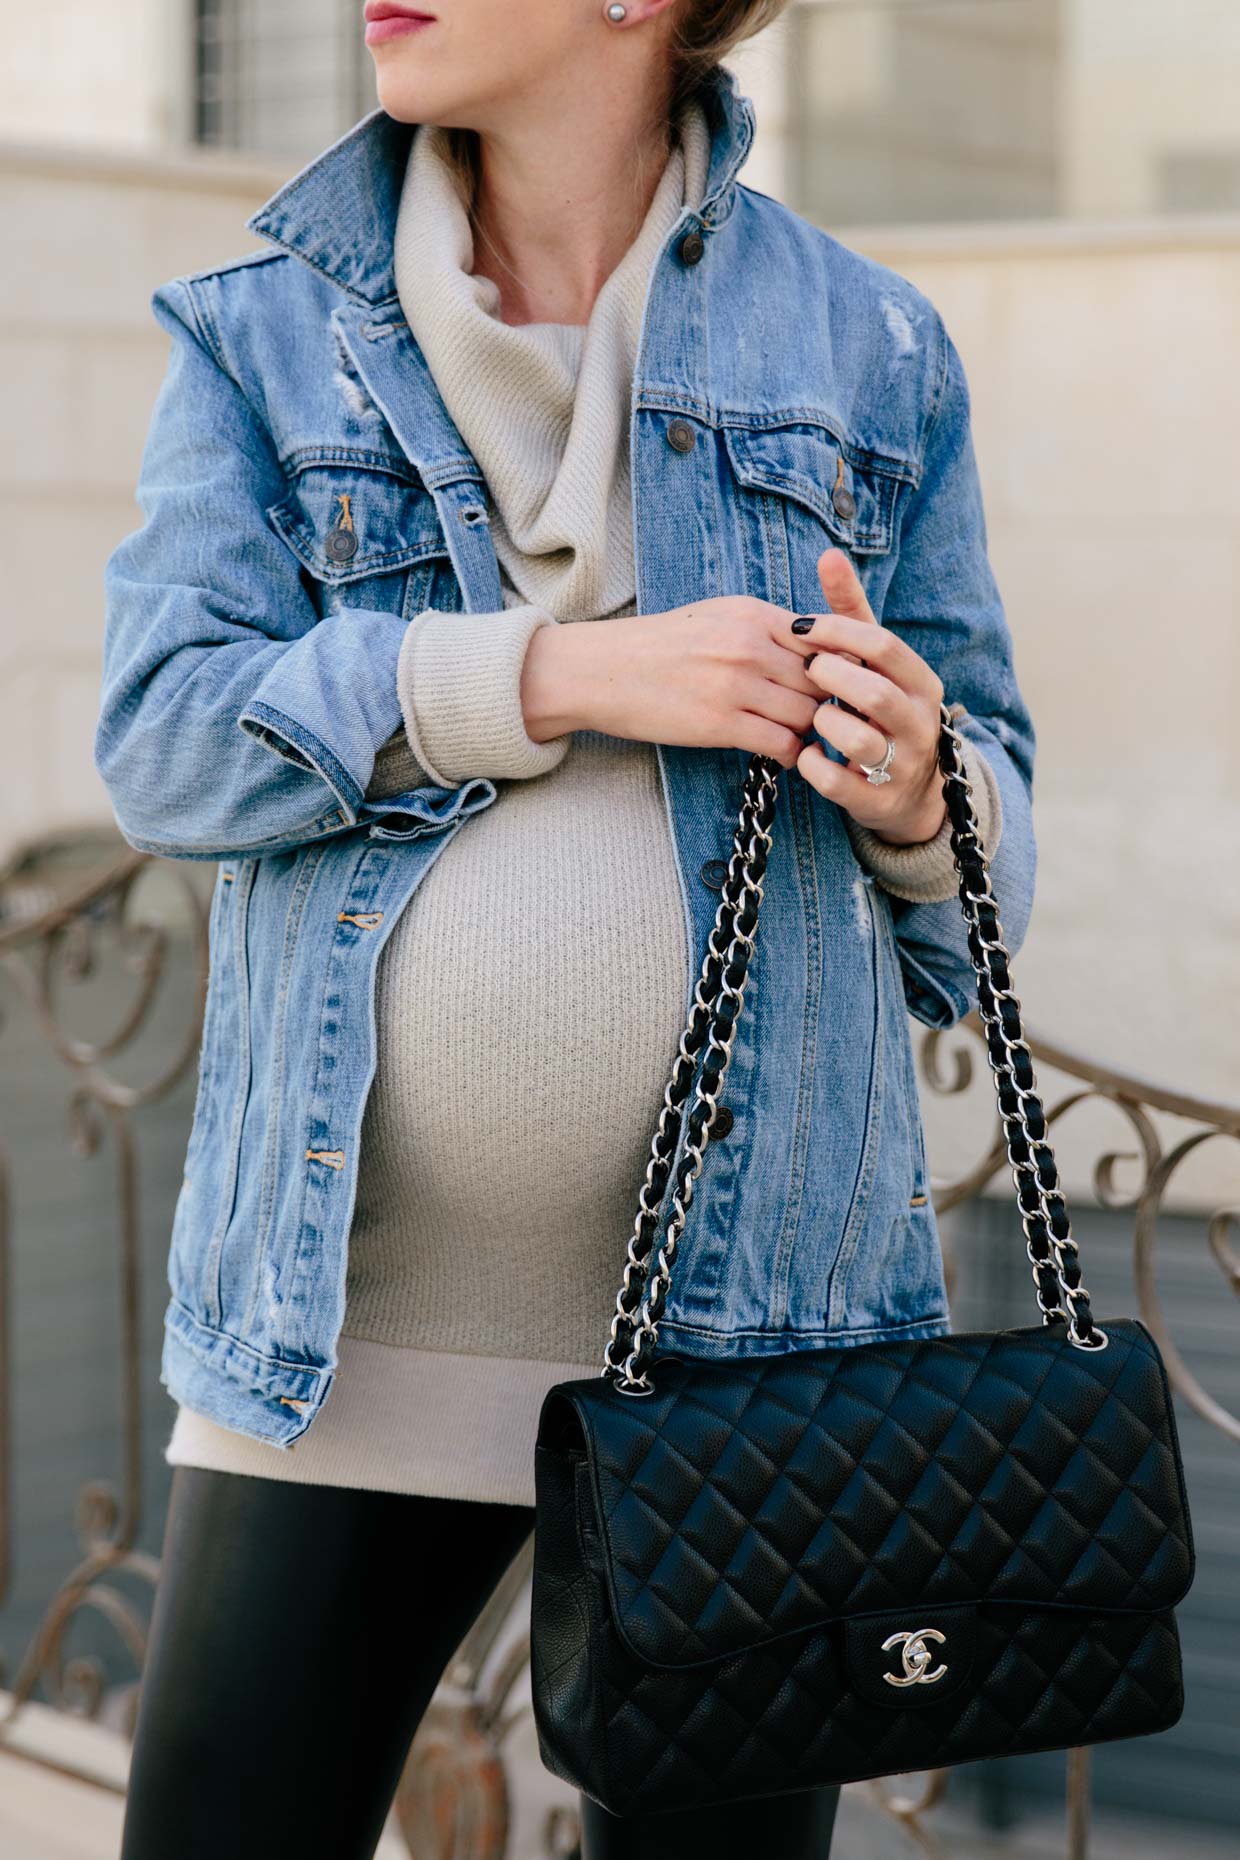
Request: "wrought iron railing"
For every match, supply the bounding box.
[0,839,1235,1858]
[0,837,208,1731]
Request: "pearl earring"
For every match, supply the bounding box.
[605,2,627,19]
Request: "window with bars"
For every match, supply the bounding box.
[194,0,378,159]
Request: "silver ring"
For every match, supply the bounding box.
[859,734,896,785]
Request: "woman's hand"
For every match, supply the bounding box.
[793,549,947,846]
[520,551,948,846]
[521,595,822,768]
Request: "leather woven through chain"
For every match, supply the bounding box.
[603,703,1105,1394]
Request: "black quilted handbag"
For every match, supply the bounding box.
[531,703,1194,1816]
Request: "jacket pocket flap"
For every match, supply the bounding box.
[724,422,910,556]
[268,455,448,584]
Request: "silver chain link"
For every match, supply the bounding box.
[936,704,1105,1352]
[602,755,778,1386]
[602,705,1105,1396]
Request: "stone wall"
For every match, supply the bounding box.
[847,216,1240,1178]
[0,142,284,864]
[2,0,188,151]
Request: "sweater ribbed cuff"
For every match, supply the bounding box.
[365,726,434,800]
[396,604,571,787]
[845,732,1003,904]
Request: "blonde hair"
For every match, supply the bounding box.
[441,0,791,211]
[666,0,791,121]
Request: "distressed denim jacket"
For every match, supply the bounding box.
[95,64,1037,1447]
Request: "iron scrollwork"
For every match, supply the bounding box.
[0,840,208,1736]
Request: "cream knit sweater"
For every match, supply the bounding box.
[166,100,1000,1504]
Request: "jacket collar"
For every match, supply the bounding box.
[247,62,756,306]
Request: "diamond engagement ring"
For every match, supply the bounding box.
[859,735,896,785]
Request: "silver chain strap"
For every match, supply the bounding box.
[935,704,1105,1353]
[602,754,779,1391]
[602,703,1106,1396]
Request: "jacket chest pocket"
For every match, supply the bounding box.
[267,452,457,620]
[723,422,913,613]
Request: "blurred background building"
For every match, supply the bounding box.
[0,4,1237,1857]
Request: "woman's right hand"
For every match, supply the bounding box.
[520,597,822,769]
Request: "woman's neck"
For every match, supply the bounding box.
[461,90,680,327]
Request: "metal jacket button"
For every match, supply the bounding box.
[666,419,696,453]
[830,457,856,523]
[679,230,705,265]
[700,858,729,890]
[711,1104,735,1140]
[325,526,359,563]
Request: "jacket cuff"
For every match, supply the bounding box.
[396,605,571,787]
[846,735,1003,904]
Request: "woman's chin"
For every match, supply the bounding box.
[371,65,459,125]
[373,74,427,123]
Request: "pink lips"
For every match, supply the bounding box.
[364,2,436,45]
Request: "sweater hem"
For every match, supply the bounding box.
[165,1334,599,1505]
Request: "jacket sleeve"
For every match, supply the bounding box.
[95,277,491,862]
[873,312,1038,1029]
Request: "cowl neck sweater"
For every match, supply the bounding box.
[393,98,712,623]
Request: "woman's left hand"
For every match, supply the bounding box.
[784,548,947,846]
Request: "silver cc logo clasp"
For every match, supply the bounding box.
[881,1627,948,1688]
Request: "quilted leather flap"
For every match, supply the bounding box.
[541,1320,1194,1671]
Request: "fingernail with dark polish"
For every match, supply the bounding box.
[791,615,816,636]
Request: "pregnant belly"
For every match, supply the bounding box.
[343,732,693,1361]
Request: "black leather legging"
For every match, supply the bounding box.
[120,1465,840,1860]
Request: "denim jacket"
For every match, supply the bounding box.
[95,64,1037,1447]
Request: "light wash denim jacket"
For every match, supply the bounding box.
[95,64,1037,1447]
